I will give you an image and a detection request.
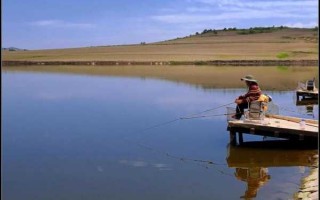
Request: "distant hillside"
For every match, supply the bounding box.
[2,27,318,63]
[158,26,318,44]
[2,47,28,51]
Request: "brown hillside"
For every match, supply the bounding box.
[2,28,318,62]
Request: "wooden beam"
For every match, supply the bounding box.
[266,114,318,125]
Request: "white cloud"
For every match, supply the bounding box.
[152,11,314,24]
[192,0,317,8]
[186,7,212,12]
[284,22,318,28]
[29,20,95,28]
[151,0,317,24]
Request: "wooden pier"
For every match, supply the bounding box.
[296,79,318,101]
[227,114,318,146]
[296,98,318,106]
[296,89,318,101]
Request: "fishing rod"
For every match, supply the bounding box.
[180,113,235,120]
[183,105,317,120]
[139,102,234,132]
[181,102,234,118]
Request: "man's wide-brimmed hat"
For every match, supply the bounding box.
[241,75,258,82]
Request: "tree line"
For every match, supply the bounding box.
[194,26,317,36]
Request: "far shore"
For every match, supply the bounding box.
[2,59,318,66]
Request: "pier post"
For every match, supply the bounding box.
[230,131,237,146]
[238,132,243,144]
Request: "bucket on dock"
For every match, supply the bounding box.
[226,107,237,121]
[266,101,279,115]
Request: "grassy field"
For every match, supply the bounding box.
[2,28,318,62]
[3,65,318,91]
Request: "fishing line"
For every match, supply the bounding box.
[132,139,234,177]
[121,136,233,176]
[138,118,181,132]
[136,142,227,166]
[120,101,236,175]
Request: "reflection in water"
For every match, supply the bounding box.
[305,105,315,118]
[296,98,318,118]
[306,105,314,113]
[2,65,319,91]
[235,167,270,199]
[226,141,318,199]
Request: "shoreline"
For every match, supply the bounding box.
[2,59,318,66]
[294,155,318,200]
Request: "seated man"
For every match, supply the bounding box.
[234,75,262,119]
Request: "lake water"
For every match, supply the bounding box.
[2,70,318,200]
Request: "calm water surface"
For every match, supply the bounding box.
[2,71,318,200]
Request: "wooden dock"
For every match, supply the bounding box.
[296,98,318,106]
[227,114,318,146]
[296,89,318,101]
[296,79,318,101]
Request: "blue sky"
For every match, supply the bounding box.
[2,0,318,50]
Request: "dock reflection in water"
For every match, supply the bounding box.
[296,98,318,118]
[226,140,318,199]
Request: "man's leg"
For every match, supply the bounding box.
[235,103,249,119]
